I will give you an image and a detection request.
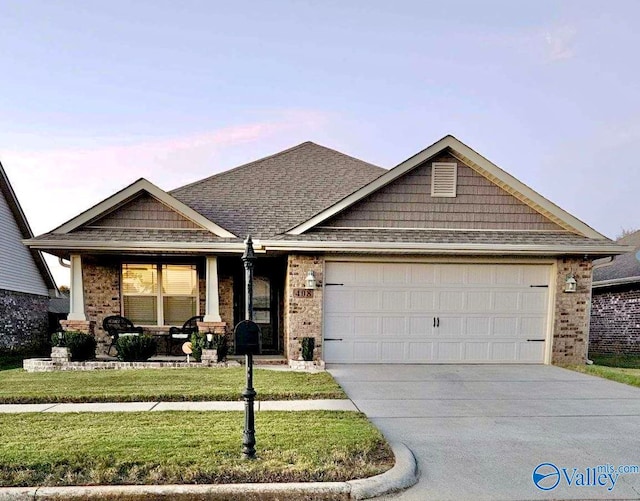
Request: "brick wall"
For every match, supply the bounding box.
[82,256,121,354]
[552,258,593,365]
[589,285,640,355]
[0,289,49,351]
[284,254,324,361]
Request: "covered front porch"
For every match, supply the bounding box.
[61,253,287,357]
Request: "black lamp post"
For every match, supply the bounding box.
[241,235,257,459]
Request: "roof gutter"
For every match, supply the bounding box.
[592,276,640,289]
[260,240,628,256]
[23,239,264,254]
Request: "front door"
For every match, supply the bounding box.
[252,276,278,352]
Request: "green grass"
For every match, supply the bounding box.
[0,368,346,404]
[589,354,640,369]
[568,354,640,388]
[0,411,393,487]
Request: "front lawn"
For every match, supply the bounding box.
[0,411,393,486]
[570,355,640,388]
[0,368,345,403]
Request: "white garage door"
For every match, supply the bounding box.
[323,262,551,364]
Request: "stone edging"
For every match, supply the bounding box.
[0,443,417,500]
[22,358,241,372]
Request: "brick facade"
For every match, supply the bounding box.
[589,285,640,355]
[284,254,324,361]
[0,288,49,351]
[79,256,234,355]
[551,257,593,365]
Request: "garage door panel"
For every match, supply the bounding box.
[519,341,545,362]
[324,262,550,364]
[381,342,405,361]
[408,342,434,361]
[491,342,518,361]
[465,317,491,336]
[382,317,408,336]
[410,291,435,310]
[438,291,465,311]
[437,342,463,361]
[325,289,354,313]
[409,316,434,335]
[494,291,519,311]
[466,291,491,312]
[521,291,546,311]
[409,264,436,284]
[382,290,408,311]
[464,342,490,361]
[353,342,378,362]
[354,290,381,311]
[382,263,410,284]
[354,316,381,336]
[354,263,382,285]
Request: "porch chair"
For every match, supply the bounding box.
[168,315,204,355]
[102,315,144,355]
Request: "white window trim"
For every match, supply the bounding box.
[431,162,458,197]
[121,263,199,326]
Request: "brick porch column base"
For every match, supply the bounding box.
[197,321,231,352]
[60,320,95,335]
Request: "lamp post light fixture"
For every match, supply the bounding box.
[305,270,317,289]
[564,274,577,293]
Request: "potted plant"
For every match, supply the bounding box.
[50,331,69,363]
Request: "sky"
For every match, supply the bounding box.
[1,0,639,287]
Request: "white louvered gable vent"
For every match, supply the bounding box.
[431,162,457,197]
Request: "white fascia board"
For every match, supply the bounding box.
[592,276,640,289]
[52,178,237,238]
[261,240,625,256]
[287,135,607,240]
[24,239,260,253]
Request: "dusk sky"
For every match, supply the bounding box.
[1,0,638,286]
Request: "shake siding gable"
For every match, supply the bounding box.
[324,153,565,231]
[89,193,201,229]
[0,187,48,296]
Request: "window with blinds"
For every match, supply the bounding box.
[431,162,458,197]
[122,264,198,325]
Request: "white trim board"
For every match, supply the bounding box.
[52,178,237,239]
[286,135,607,240]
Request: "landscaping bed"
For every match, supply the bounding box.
[0,411,393,487]
[0,367,346,403]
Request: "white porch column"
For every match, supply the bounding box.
[203,256,222,322]
[68,254,86,321]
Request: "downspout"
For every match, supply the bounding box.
[59,257,71,268]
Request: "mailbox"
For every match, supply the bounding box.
[234,320,262,355]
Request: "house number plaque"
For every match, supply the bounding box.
[293,288,314,298]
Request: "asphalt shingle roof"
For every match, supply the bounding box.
[593,230,640,282]
[271,229,615,247]
[170,142,386,239]
[32,228,232,243]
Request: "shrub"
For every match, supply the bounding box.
[50,331,65,348]
[116,335,157,362]
[190,332,205,362]
[64,331,97,362]
[213,334,228,363]
[301,337,315,361]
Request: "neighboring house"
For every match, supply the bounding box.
[0,161,60,350]
[25,135,624,365]
[590,230,640,355]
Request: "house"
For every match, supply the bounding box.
[25,135,624,365]
[0,161,60,350]
[590,230,640,355]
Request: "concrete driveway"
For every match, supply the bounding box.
[328,365,640,500]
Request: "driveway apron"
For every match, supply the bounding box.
[329,364,640,500]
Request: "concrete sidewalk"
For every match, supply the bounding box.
[0,399,358,413]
